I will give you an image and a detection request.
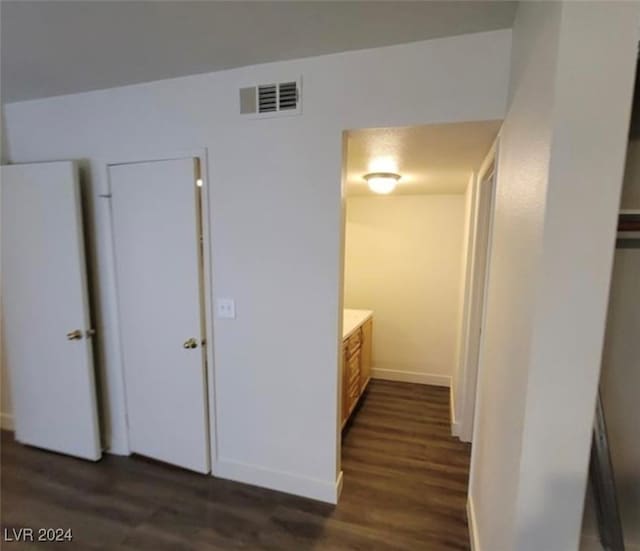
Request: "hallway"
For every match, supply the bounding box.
[341,380,472,550]
[1,380,471,550]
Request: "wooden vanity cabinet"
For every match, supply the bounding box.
[360,318,372,391]
[341,317,373,427]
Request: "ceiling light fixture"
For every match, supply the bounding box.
[363,172,401,194]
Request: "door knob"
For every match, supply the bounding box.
[66,329,83,341]
[183,338,198,349]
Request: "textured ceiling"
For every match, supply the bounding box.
[1,1,516,103]
[346,120,502,196]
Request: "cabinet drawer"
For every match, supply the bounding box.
[345,330,362,356]
[360,318,372,392]
[346,352,360,376]
[348,381,360,402]
[349,371,359,385]
[346,349,361,401]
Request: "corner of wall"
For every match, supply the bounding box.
[453,173,478,426]
[467,496,481,551]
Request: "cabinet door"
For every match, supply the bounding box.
[360,319,373,391]
[342,343,350,425]
[346,346,361,415]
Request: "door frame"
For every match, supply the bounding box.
[457,140,499,443]
[100,148,218,473]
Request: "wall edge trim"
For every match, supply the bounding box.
[450,385,461,436]
[468,496,481,551]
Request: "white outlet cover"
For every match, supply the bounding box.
[216,298,235,319]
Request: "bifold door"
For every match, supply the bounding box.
[109,158,210,473]
[1,161,102,460]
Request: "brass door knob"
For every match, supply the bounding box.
[183,338,198,349]
[66,329,83,341]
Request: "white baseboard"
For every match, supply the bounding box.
[467,496,481,551]
[104,435,130,456]
[450,386,461,437]
[459,421,473,443]
[215,458,342,504]
[451,421,461,437]
[335,470,344,501]
[371,368,451,387]
[0,412,14,431]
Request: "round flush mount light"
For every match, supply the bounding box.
[363,172,401,194]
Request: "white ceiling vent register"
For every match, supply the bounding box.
[239,78,302,118]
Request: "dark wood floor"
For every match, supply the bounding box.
[1,380,471,550]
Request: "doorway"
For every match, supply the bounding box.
[107,154,214,473]
[457,150,497,443]
[336,121,500,541]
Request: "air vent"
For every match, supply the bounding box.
[278,81,298,110]
[258,85,277,113]
[239,78,302,118]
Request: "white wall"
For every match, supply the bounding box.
[469,4,562,546]
[599,246,640,550]
[586,138,640,551]
[0,109,9,430]
[344,194,465,386]
[469,2,638,550]
[0,284,9,431]
[2,30,511,502]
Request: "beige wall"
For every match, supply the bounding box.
[344,194,465,386]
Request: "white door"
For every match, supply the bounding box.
[109,158,209,473]
[1,161,101,460]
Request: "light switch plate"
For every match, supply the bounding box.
[216,298,236,319]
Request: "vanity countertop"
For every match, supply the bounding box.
[343,309,373,340]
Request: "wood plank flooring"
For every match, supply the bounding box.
[1,380,471,550]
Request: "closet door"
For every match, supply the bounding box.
[109,158,209,473]
[1,161,101,460]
